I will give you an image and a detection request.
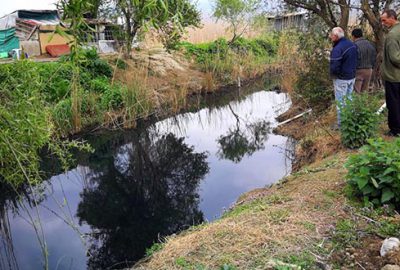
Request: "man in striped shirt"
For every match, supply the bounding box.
[351,28,377,93]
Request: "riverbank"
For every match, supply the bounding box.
[0,36,280,187]
[134,106,400,270]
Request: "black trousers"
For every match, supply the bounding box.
[385,81,400,134]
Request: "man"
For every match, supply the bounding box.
[351,28,377,93]
[381,10,400,137]
[330,27,358,128]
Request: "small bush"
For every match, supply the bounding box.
[52,98,73,133]
[295,55,332,108]
[290,30,333,109]
[88,77,111,93]
[101,86,123,110]
[339,94,381,149]
[346,138,400,208]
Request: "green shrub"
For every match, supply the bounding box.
[0,61,53,185]
[339,94,381,149]
[295,54,332,109]
[80,49,113,78]
[88,77,111,93]
[52,98,73,133]
[38,62,73,102]
[101,85,123,110]
[295,32,333,109]
[346,138,400,208]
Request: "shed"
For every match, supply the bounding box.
[0,10,70,57]
[267,12,308,31]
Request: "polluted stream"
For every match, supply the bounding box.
[0,80,294,270]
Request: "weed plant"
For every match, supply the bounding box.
[346,138,400,208]
[339,94,381,149]
[294,33,333,109]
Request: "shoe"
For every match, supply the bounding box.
[385,130,400,137]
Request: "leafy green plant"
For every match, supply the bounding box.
[101,85,123,110]
[346,138,400,208]
[213,0,262,43]
[145,243,164,257]
[294,32,332,109]
[88,77,111,93]
[339,94,381,149]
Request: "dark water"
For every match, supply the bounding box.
[0,83,294,270]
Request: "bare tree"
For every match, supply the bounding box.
[281,0,351,32]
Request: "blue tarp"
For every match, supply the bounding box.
[0,28,19,54]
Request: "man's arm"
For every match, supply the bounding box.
[330,47,342,76]
[387,39,400,67]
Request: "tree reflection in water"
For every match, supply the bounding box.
[77,130,209,269]
[217,104,271,163]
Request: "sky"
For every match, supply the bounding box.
[0,0,213,18]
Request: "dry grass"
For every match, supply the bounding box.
[184,21,262,44]
[135,152,350,269]
[275,31,304,96]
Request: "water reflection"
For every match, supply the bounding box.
[0,85,294,270]
[217,104,271,163]
[77,132,208,269]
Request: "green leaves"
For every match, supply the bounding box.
[339,94,381,149]
[213,0,262,42]
[346,138,400,208]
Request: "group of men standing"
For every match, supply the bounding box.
[329,9,400,137]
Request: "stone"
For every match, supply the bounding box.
[381,264,400,270]
[381,238,400,257]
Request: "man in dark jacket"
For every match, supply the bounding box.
[329,27,358,127]
[351,28,377,93]
[381,10,400,136]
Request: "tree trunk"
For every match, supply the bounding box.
[338,0,350,33]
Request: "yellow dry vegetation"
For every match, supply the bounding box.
[184,21,263,44]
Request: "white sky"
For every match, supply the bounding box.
[0,0,213,18]
[0,0,58,17]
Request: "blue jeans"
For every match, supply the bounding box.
[333,78,355,126]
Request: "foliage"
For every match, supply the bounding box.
[282,0,350,31]
[331,219,360,248]
[78,48,113,78]
[57,0,92,132]
[53,98,74,134]
[158,0,201,50]
[0,61,52,186]
[145,243,164,257]
[114,0,200,56]
[213,0,262,42]
[101,85,124,110]
[345,138,400,208]
[38,62,73,102]
[295,32,333,109]
[339,94,381,149]
[0,61,91,188]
